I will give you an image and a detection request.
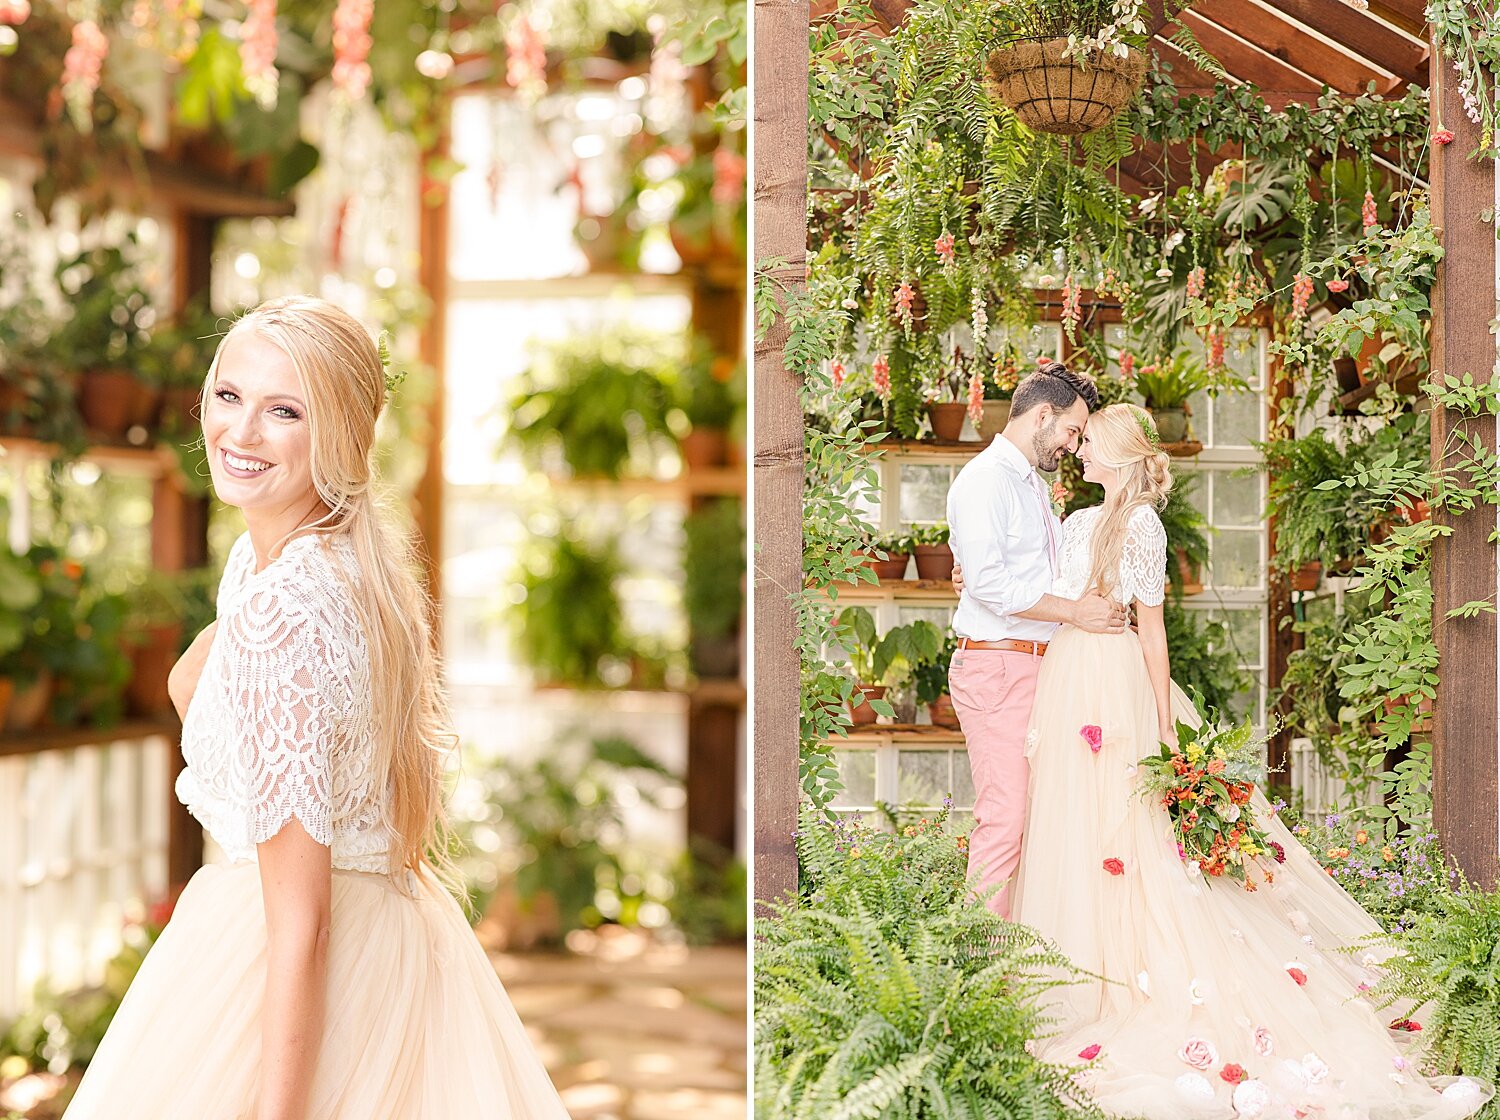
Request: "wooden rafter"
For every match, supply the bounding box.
[1258,0,1428,86]
[1176,9,1327,98]
[1190,0,1391,94]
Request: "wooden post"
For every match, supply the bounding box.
[1429,57,1499,888]
[752,0,810,908]
[414,124,451,626]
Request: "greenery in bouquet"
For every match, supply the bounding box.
[1137,702,1282,889]
[756,805,1102,1120]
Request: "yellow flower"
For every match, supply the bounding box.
[1185,742,1205,762]
[850,847,862,859]
[1382,846,1396,862]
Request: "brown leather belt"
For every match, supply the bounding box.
[957,637,1049,656]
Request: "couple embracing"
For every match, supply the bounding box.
[944,362,1487,1119]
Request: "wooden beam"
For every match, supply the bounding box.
[1429,48,1499,888]
[753,0,810,911]
[1366,0,1427,37]
[1259,0,1428,87]
[1192,0,1389,93]
[414,124,451,630]
[1176,10,1326,96]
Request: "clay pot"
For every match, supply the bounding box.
[159,386,203,432]
[928,693,961,729]
[78,369,158,438]
[975,400,1011,440]
[1333,356,1362,395]
[927,402,968,442]
[669,226,714,268]
[0,677,14,727]
[127,623,184,716]
[680,427,728,470]
[856,551,911,581]
[1149,406,1189,444]
[6,671,53,732]
[913,543,955,582]
[849,684,887,726]
[1383,694,1433,733]
[1290,561,1322,593]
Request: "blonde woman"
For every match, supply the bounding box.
[955,403,1486,1118]
[65,297,570,1120]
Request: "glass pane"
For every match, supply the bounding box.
[1211,388,1263,449]
[994,322,1063,363]
[1210,471,1262,528]
[1207,608,1265,669]
[951,751,976,808]
[1223,328,1262,387]
[897,606,954,629]
[1208,530,1262,590]
[899,464,954,525]
[897,750,952,808]
[832,751,877,808]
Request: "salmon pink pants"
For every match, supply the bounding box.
[947,647,1042,919]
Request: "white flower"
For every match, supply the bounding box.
[1251,1027,1273,1056]
[1276,1058,1310,1090]
[1138,195,1160,217]
[1360,951,1380,968]
[1300,1052,1329,1084]
[1186,860,1202,878]
[1023,1038,1037,1055]
[1137,970,1151,995]
[1442,1078,1486,1106]
[1173,1073,1214,1102]
[1232,1079,1271,1117]
[1155,267,1173,279]
[1177,1037,1218,1070]
[1224,803,1241,822]
[1393,1056,1406,1070]
[1163,230,1185,254]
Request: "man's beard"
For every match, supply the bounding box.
[1033,420,1063,472]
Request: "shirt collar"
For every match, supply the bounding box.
[990,434,1036,481]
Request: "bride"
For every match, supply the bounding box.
[958,403,1487,1120]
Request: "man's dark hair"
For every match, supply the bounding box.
[1010,361,1099,418]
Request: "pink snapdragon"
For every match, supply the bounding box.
[872,355,890,398]
[934,231,956,264]
[332,0,374,99]
[1362,189,1378,235]
[1291,273,1313,320]
[239,0,279,107]
[505,12,547,90]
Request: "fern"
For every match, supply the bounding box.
[1166,18,1230,82]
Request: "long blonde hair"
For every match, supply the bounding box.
[1084,403,1174,600]
[206,296,459,885]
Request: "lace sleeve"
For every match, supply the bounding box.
[216,533,253,615]
[223,577,340,848]
[1122,506,1168,607]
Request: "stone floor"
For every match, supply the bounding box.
[0,929,747,1120]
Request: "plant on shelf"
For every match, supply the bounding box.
[912,629,961,728]
[836,606,889,723]
[503,330,675,480]
[683,497,745,679]
[139,299,222,432]
[47,584,132,729]
[909,522,954,581]
[1260,427,1372,582]
[674,343,742,469]
[663,122,747,266]
[924,346,971,441]
[456,734,677,949]
[837,610,944,725]
[1159,472,1209,597]
[855,529,915,581]
[1162,599,1252,718]
[1133,351,1211,444]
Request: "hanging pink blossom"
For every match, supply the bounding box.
[712,148,746,206]
[966,365,984,423]
[1326,278,1349,293]
[1291,273,1313,320]
[1207,328,1225,373]
[1060,273,1081,337]
[505,12,547,90]
[934,232,956,264]
[829,359,846,389]
[60,18,108,120]
[1433,128,1455,146]
[331,0,374,99]
[1186,266,1205,300]
[1119,351,1135,380]
[894,280,916,320]
[0,0,29,25]
[239,0,279,106]
[872,355,890,399]
[1361,189,1378,234]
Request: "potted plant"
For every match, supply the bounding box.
[683,498,744,679]
[1259,428,1372,584]
[837,607,889,725]
[115,570,193,717]
[504,329,676,479]
[139,299,222,436]
[48,586,132,729]
[665,129,747,267]
[1159,475,1208,597]
[925,347,969,442]
[675,344,741,470]
[910,522,955,581]
[975,347,1021,440]
[984,3,1153,135]
[912,630,961,728]
[0,547,89,731]
[854,530,914,581]
[871,619,944,724]
[0,549,42,726]
[1134,352,1209,444]
[48,242,157,440]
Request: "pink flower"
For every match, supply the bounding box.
[1251,1027,1273,1057]
[331,0,374,99]
[1326,278,1349,293]
[1434,128,1455,146]
[1102,857,1125,876]
[829,359,846,388]
[1220,1062,1247,1084]
[934,232,956,264]
[1286,965,1308,986]
[1291,273,1313,321]
[894,281,916,316]
[712,148,746,206]
[966,366,983,423]
[61,18,109,112]
[1119,350,1135,380]
[1186,266,1205,300]
[239,0,279,106]
[505,12,547,90]
[1178,1037,1218,1070]
[1389,1018,1421,1032]
[0,0,29,25]
[872,355,890,399]
[1080,725,1103,753]
[1078,1043,1101,1060]
[1362,189,1378,234]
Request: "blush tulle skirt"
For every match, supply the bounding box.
[1011,625,1489,1120]
[62,860,571,1119]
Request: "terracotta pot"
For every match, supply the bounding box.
[1149,406,1189,444]
[856,551,910,581]
[1172,549,1203,596]
[913,543,955,582]
[928,693,961,729]
[975,400,1011,440]
[849,684,887,726]
[680,427,728,470]
[1333,356,1362,395]
[127,623,183,716]
[669,225,714,268]
[927,402,968,442]
[159,386,203,432]
[1290,561,1322,593]
[6,671,52,732]
[1396,497,1430,525]
[78,369,156,438]
[1383,694,1433,733]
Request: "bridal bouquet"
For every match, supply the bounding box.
[1137,709,1283,891]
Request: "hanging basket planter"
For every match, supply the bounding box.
[985,38,1147,136]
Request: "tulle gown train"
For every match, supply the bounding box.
[63,861,571,1120]
[1010,625,1489,1120]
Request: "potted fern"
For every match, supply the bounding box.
[1259,428,1372,587]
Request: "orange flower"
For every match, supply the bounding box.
[63,560,83,580]
[1354,830,1369,846]
[1206,759,1226,775]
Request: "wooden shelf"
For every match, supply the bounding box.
[0,715,181,759]
[538,467,746,499]
[0,433,177,472]
[1332,371,1423,416]
[689,678,746,706]
[873,438,990,457]
[825,578,957,602]
[1162,440,1203,458]
[833,724,966,747]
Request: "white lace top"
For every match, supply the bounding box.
[175,530,393,873]
[1050,504,1168,606]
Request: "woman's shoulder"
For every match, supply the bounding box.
[225,533,362,637]
[1126,503,1165,536]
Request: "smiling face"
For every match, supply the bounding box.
[203,330,320,520]
[1031,397,1089,473]
[1078,421,1118,486]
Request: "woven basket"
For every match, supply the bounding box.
[986,38,1147,135]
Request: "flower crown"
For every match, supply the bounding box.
[1132,405,1160,448]
[377,332,407,396]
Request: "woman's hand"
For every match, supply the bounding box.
[167,620,218,720]
[952,561,965,594]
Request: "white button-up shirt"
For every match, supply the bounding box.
[946,435,1060,642]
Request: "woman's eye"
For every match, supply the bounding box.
[215,389,238,403]
[272,405,301,420]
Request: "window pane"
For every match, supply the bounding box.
[1212,388,1263,449]
[1208,530,1262,590]
[832,751,877,808]
[899,464,954,525]
[1211,471,1262,528]
[897,750,952,808]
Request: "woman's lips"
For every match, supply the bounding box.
[221,448,275,479]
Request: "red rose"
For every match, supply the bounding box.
[1287,966,1308,986]
[1102,858,1125,876]
[1220,1062,1247,1084]
[1434,129,1455,146]
[1079,1043,1101,1060]
[1390,1018,1421,1032]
